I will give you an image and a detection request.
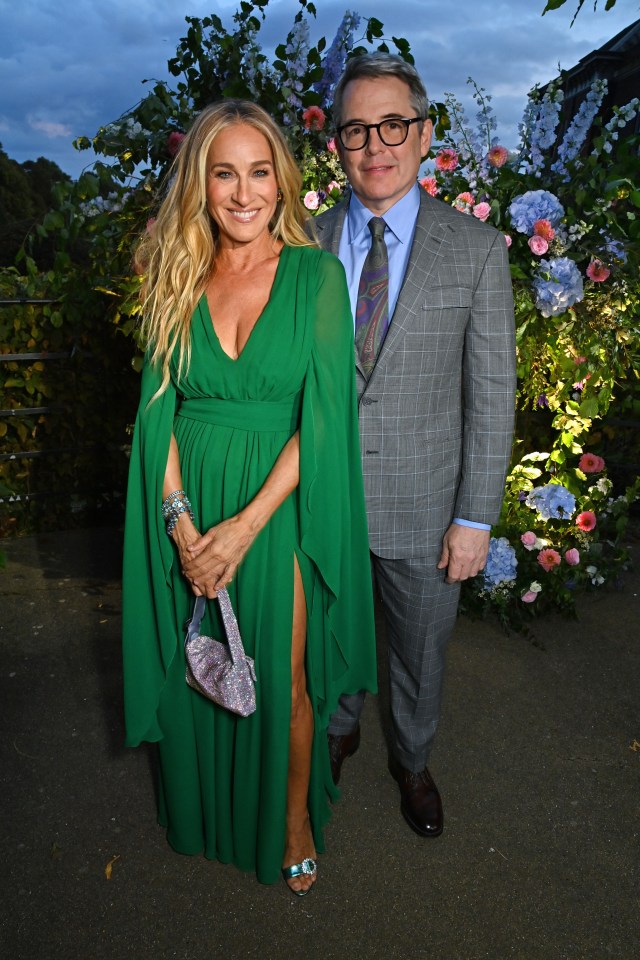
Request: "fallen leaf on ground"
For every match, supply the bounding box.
[105,855,120,880]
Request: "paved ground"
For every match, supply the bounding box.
[1,525,638,960]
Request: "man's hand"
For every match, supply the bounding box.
[437,524,490,584]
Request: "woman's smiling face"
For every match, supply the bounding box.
[206,124,279,248]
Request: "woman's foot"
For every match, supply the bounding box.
[282,816,317,896]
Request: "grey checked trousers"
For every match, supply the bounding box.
[328,553,461,773]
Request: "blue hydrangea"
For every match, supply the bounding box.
[508,190,565,234]
[525,484,576,521]
[483,537,518,589]
[602,238,627,266]
[533,257,584,318]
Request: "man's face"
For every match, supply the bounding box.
[337,75,432,216]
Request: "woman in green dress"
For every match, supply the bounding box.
[122,100,377,894]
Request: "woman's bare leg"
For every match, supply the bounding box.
[282,555,316,894]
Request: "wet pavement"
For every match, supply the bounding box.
[1,525,638,960]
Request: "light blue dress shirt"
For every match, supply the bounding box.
[337,183,490,533]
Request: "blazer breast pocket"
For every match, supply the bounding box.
[422,287,472,311]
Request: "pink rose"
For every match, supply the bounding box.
[586,259,610,282]
[167,131,185,157]
[473,201,491,222]
[303,191,320,210]
[435,148,459,172]
[302,106,326,132]
[521,531,537,548]
[419,175,438,197]
[564,548,580,566]
[504,234,512,248]
[521,591,538,603]
[533,219,555,242]
[326,180,341,195]
[576,511,597,532]
[487,145,508,168]
[528,235,549,256]
[579,453,605,473]
[537,548,562,572]
[326,137,337,153]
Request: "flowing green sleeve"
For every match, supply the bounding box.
[121,357,178,746]
[299,249,378,723]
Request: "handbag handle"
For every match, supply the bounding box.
[186,589,249,670]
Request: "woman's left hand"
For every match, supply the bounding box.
[182,514,257,597]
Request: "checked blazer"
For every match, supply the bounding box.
[314,187,517,561]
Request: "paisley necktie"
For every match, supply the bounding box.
[355,217,389,377]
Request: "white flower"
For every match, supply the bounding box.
[530,581,542,593]
[586,565,604,586]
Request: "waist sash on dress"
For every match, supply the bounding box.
[176,396,301,433]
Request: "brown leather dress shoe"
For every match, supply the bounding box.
[388,755,443,838]
[327,726,361,785]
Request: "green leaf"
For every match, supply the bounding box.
[579,397,599,418]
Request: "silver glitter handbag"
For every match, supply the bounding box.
[184,590,257,717]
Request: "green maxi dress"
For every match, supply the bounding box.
[122,245,377,884]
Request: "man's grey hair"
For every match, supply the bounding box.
[332,53,430,129]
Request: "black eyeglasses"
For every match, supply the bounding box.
[337,117,423,151]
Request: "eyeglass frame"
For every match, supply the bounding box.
[336,116,424,151]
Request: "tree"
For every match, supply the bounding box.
[542,0,619,26]
[0,144,70,266]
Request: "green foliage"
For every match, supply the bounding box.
[0,265,136,536]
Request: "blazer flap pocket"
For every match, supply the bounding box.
[422,287,472,310]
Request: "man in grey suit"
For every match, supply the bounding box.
[314,53,516,837]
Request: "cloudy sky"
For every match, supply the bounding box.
[1,0,638,178]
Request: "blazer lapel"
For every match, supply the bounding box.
[313,201,348,257]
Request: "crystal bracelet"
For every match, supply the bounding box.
[162,489,188,521]
[162,491,195,537]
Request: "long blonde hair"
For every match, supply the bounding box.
[135,100,314,396]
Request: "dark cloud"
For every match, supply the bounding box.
[0,0,637,176]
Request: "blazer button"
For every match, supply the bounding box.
[361,397,372,405]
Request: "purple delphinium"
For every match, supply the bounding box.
[314,12,361,108]
[282,16,311,117]
[551,79,607,178]
[519,86,563,176]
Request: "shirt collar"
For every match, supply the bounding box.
[346,183,421,245]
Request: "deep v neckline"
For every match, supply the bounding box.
[202,246,289,363]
